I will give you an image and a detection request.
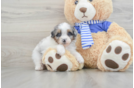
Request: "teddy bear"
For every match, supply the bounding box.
[64,0,133,71]
[42,48,84,71]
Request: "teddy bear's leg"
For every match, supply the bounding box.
[97,23,133,71]
[97,37,132,71]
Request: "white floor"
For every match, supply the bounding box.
[2,65,133,88]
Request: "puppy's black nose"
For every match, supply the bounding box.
[63,39,66,43]
[80,7,87,13]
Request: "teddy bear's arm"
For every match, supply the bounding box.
[107,22,132,40]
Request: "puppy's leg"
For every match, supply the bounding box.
[70,50,84,63]
[56,45,65,56]
[32,46,44,71]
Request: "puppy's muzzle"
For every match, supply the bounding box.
[62,39,66,44]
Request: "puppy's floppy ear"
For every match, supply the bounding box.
[51,31,55,38]
[51,24,59,38]
[72,27,77,38]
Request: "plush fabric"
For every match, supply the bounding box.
[64,0,113,25]
[42,48,84,71]
[75,21,103,49]
[75,21,112,34]
[64,0,133,71]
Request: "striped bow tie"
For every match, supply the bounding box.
[75,20,104,49]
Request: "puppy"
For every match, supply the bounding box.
[32,22,84,71]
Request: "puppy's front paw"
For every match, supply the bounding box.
[76,55,84,64]
[35,65,44,71]
[57,45,65,56]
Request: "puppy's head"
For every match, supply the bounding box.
[51,22,77,47]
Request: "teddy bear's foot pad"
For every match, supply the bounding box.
[101,40,131,71]
[44,50,73,71]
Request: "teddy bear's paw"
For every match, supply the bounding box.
[44,50,73,71]
[100,40,131,71]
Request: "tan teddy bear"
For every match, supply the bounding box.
[64,0,133,71]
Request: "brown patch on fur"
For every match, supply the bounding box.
[53,37,59,44]
[57,29,61,34]
[52,29,61,44]
[71,36,75,41]
[67,29,72,33]
[67,29,75,41]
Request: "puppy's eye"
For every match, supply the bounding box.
[89,0,93,2]
[68,32,73,36]
[75,0,78,5]
[56,33,61,37]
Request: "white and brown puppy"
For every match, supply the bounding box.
[32,22,84,70]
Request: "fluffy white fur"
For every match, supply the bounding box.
[32,22,84,71]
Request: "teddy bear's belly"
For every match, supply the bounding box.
[76,32,108,68]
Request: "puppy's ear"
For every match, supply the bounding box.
[51,24,59,38]
[72,27,77,38]
[51,31,55,38]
